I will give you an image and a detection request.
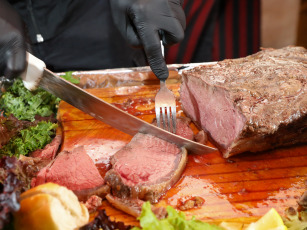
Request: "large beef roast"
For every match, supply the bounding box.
[32,146,109,201]
[104,118,192,204]
[180,46,307,157]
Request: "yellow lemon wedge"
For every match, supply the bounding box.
[219,221,244,230]
[246,208,287,230]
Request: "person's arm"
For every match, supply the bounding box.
[110,0,186,81]
[0,0,26,79]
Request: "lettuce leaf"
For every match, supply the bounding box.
[0,121,57,157]
[60,71,80,84]
[0,79,60,121]
[132,202,223,230]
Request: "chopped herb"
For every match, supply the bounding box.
[60,71,80,84]
[0,121,57,157]
[0,79,60,121]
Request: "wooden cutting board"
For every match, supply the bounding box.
[57,69,307,227]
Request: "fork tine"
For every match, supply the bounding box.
[166,106,171,132]
[161,107,167,130]
[171,105,176,133]
[155,106,161,128]
[154,77,177,133]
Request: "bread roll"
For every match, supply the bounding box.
[14,183,89,230]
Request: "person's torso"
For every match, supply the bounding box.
[8,0,147,72]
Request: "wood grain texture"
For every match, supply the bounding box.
[58,70,307,226]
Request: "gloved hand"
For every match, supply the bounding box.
[0,0,26,79]
[110,0,186,81]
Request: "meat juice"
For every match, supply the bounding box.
[161,145,307,222]
[57,74,307,225]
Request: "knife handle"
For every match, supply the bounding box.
[21,52,46,91]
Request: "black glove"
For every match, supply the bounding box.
[0,0,26,79]
[110,0,186,81]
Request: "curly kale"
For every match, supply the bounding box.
[0,121,57,157]
[0,79,60,122]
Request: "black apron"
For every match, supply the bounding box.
[8,0,147,72]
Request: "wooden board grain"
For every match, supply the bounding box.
[57,70,307,226]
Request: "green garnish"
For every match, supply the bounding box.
[60,71,80,84]
[0,79,60,121]
[132,202,222,230]
[0,121,57,157]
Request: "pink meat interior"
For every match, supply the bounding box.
[113,133,181,187]
[180,77,245,150]
[35,146,105,191]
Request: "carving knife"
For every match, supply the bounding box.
[21,52,217,154]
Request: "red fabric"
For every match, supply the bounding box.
[166,0,203,63]
[253,0,261,52]
[225,0,234,59]
[165,0,261,64]
[239,0,247,57]
[182,0,215,63]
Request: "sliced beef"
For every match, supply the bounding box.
[29,126,62,161]
[171,117,194,140]
[0,125,62,190]
[152,116,195,141]
[194,130,208,145]
[106,194,167,218]
[84,195,103,213]
[32,146,109,201]
[180,46,307,157]
[29,134,61,160]
[104,118,191,204]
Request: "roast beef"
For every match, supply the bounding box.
[29,125,62,161]
[180,46,307,157]
[84,195,103,213]
[104,118,192,204]
[106,194,167,219]
[29,134,61,160]
[32,146,109,201]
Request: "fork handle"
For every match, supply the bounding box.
[155,42,168,82]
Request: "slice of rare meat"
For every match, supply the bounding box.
[104,118,192,203]
[32,146,109,201]
[29,125,62,161]
[180,46,307,157]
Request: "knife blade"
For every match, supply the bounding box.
[21,52,217,154]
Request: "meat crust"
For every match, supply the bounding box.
[180,46,307,157]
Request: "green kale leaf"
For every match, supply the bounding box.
[0,79,60,121]
[0,121,58,157]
